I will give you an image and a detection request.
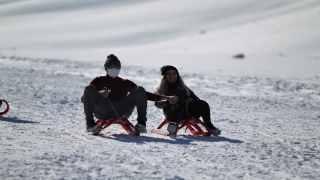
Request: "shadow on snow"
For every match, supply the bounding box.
[0,116,39,124]
[181,135,244,144]
[98,133,243,145]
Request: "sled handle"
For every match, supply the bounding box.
[0,100,10,116]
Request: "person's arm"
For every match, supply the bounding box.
[146,91,178,103]
[154,92,178,109]
[146,91,175,101]
[158,93,177,101]
[155,100,170,109]
[125,78,178,102]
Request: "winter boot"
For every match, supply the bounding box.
[135,119,147,133]
[167,122,179,139]
[204,121,221,136]
[86,119,102,135]
[135,123,147,133]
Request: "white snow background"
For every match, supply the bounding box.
[1,0,320,179]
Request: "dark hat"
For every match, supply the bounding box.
[161,65,179,76]
[104,54,121,69]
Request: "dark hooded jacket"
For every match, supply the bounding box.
[154,83,199,120]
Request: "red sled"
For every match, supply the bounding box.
[151,118,212,136]
[95,118,140,136]
[0,99,10,116]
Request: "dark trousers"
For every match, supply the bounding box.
[167,100,211,123]
[83,84,147,122]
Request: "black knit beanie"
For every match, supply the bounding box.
[104,54,121,69]
[161,65,179,76]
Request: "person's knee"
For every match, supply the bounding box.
[198,100,209,108]
[84,84,97,93]
[134,86,146,93]
[132,86,146,97]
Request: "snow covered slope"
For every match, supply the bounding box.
[1,55,320,179]
[1,0,320,179]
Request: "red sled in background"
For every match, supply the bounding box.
[0,99,9,116]
[151,118,212,136]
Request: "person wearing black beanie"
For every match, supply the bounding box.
[160,65,179,77]
[104,54,121,69]
[154,65,221,138]
[81,55,177,135]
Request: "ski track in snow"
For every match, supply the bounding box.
[1,56,320,179]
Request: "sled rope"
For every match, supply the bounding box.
[106,97,121,118]
[95,95,140,136]
[184,101,192,132]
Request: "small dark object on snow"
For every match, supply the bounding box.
[233,54,245,59]
[0,99,10,116]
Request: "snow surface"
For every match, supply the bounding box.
[1,0,320,179]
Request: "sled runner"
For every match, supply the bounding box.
[151,118,212,136]
[89,96,140,136]
[0,99,9,116]
[95,118,140,136]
